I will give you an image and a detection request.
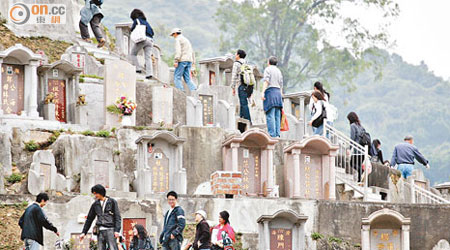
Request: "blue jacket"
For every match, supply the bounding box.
[159,206,186,245]
[131,17,154,38]
[80,0,103,26]
[19,203,58,246]
[391,142,429,166]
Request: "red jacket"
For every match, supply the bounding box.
[212,224,235,243]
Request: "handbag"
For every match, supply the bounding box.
[130,19,147,43]
[312,101,327,128]
[280,110,289,131]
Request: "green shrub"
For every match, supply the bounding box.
[106,105,122,115]
[113,150,120,156]
[328,236,343,244]
[47,135,57,144]
[311,232,324,240]
[111,127,117,134]
[6,173,23,184]
[82,130,95,136]
[96,130,111,138]
[24,140,39,151]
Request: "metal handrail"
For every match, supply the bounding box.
[324,122,366,153]
[405,180,450,204]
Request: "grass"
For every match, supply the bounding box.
[82,130,95,136]
[311,232,324,240]
[24,140,39,152]
[95,130,111,138]
[0,24,71,63]
[5,173,23,184]
[80,74,104,80]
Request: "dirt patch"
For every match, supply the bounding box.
[0,24,72,63]
[0,203,27,249]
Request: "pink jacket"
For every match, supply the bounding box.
[212,224,236,242]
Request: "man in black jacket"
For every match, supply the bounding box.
[160,191,186,250]
[19,193,59,250]
[80,184,121,250]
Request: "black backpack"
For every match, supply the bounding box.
[359,127,371,148]
[90,0,103,6]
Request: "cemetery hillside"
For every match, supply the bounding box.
[0,1,449,250]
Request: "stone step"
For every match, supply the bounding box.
[106,189,137,200]
[92,52,120,60]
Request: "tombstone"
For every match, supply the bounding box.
[37,60,82,123]
[0,44,42,117]
[70,233,92,250]
[186,96,203,126]
[257,210,308,250]
[123,218,147,249]
[282,91,314,139]
[28,150,69,195]
[104,59,137,127]
[152,86,173,126]
[81,148,129,194]
[222,129,278,197]
[284,136,339,200]
[135,131,186,198]
[217,100,236,131]
[361,208,411,250]
[198,55,235,87]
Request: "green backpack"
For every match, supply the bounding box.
[238,62,256,86]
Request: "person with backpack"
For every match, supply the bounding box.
[308,91,327,136]
[262,56,283,137]
[19,193,59,250]
[391,135,430,179]
[79,184,122,250]
[231,49,254,123]
[370,139,385,164]
[347,112,371,182]
[130,224,154,250]
[79,0,106,48]
[130,9,155,80]
[170,28,197,92]
[160,191,186,250]
[211,211,235,250]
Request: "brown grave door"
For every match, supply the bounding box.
[94,160,110,188]
[148,148,169,193]
[71,233,92,250]
[1,64,24,115]
[270,228,293,250]
[299,154,323,199]
[123,218,147,249]
[48,79,67,122]
[239,147,261,195]
[199,95,214,126]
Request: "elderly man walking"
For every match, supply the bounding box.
[170,28,197,92]
[391,135,430,179]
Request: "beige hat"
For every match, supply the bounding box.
[195,210,207,220]
[170,28,182,36]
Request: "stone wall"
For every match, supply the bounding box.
[317,201,450,250]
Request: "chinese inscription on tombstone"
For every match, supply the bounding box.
[300,154,322,199]
[1,64,24,115]
[48,79,67,122]
[94,160,110,188]
[199,95,213,126]
[123,218,147,249]
[370,229,400,250]
[71,233,92,250]
[40,163,51,191]
[239,148,261,195]
[71,53,85,73]
[148,149,169,193]
[270,228,292,250]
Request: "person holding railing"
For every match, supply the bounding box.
[391,135,430,179]
[347,112,370,182]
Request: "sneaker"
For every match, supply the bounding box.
[146,75,153,80]
[136,70,143,74]
[82,38,91,43]
[97,38,106,48]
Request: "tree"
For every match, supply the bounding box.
[216,0,399,92]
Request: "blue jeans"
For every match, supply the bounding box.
[398,164,414,179]
[266,107,281,137]
[24,239,40,250]
[174,61,196,91]
[313,124,324,136]
[238,85,251,122]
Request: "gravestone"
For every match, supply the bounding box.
[28,150,68,195]
[361,209,411,250]
[257,210,308,250]
[217,100,236,130]
[284,136,339,200]
[222,129,278,197]
[135,131,186,198]
[123,218,147,249]
[0,44,42,117]
[104,59,137,127]
[152,86,173,125]
[186,96,203,126]
[199,95,214,126]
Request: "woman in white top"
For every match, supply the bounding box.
[308,91,327,135]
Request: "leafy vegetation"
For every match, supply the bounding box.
[95,130,111,138]
[6,173,23,184]
[311,232,324,240]
[82,130,95,136]
[24,140,39,152]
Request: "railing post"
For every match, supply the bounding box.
[323,118,327,137]
[363,145,369,202]
[410,178,415,203]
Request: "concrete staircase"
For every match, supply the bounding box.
[335,167,385,202]
[77,39,120,62]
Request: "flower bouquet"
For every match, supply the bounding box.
[107,96,137,116]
